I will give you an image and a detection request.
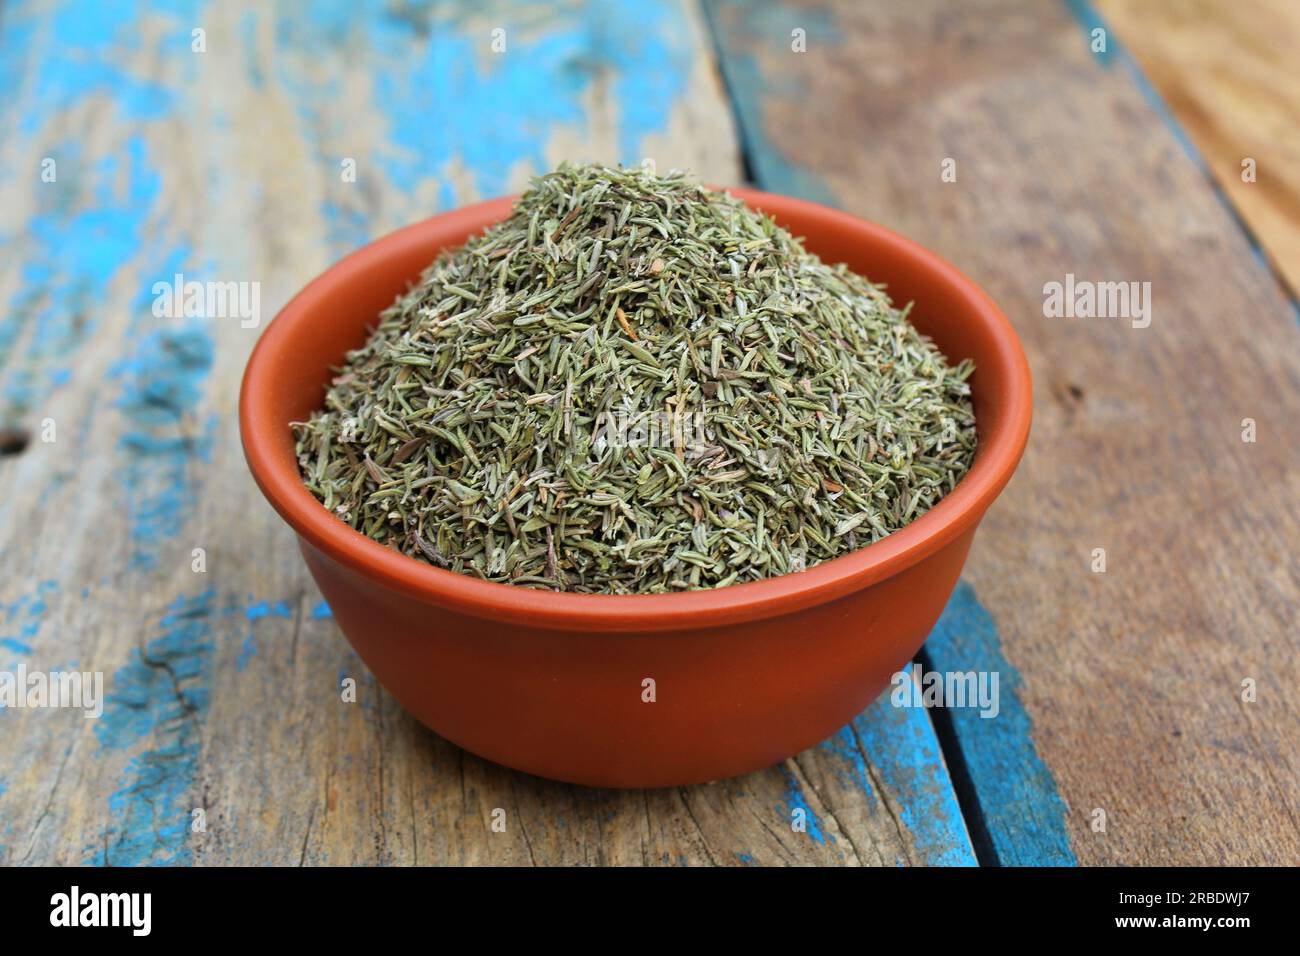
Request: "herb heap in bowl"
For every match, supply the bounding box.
[294,162,976,594]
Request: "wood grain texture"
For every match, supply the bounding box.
[707,0,1300,865]
[0,0,974,866]
[1095,0,1300,301]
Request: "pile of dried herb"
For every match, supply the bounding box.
[294,162,976,593]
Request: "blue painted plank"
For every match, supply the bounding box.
[92,590,216,866]
[704,0,1074,865]
[922,584,1075,865]
[839,692,978,866]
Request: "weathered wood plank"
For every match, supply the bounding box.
[707,0,1300,865]
[0,0,973,866]
[1094,0,1300,302]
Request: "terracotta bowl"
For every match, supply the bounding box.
[240,190,1031,788]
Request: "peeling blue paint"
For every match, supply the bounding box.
[0,0,196,421]
[924,582,1077,865]
[701,1,838,205]
[0,3,212,601]
[239,8,263,90]
[245,600,292,623]
[266,0,695,229]
[831,683,978,866]
[1,136,166,416]
[237,599,293,671]
[90,589,214,866]
[310,601,333,620]
[0,580,58,665]
[4,0,189,136]
[235,633,257,672]
[110,324,215,570]
[778,765,825,844]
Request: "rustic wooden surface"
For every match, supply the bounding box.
[1096,0,1300,301]
[708,0,1300,864]
[3,0,1296,868]
[0,0,978,866]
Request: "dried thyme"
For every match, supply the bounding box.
[293,162,976,594]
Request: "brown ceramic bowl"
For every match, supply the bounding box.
[240,190,1031,788]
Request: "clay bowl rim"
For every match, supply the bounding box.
[239,188,1031,633]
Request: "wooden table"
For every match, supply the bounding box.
[1,0,1296,866]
